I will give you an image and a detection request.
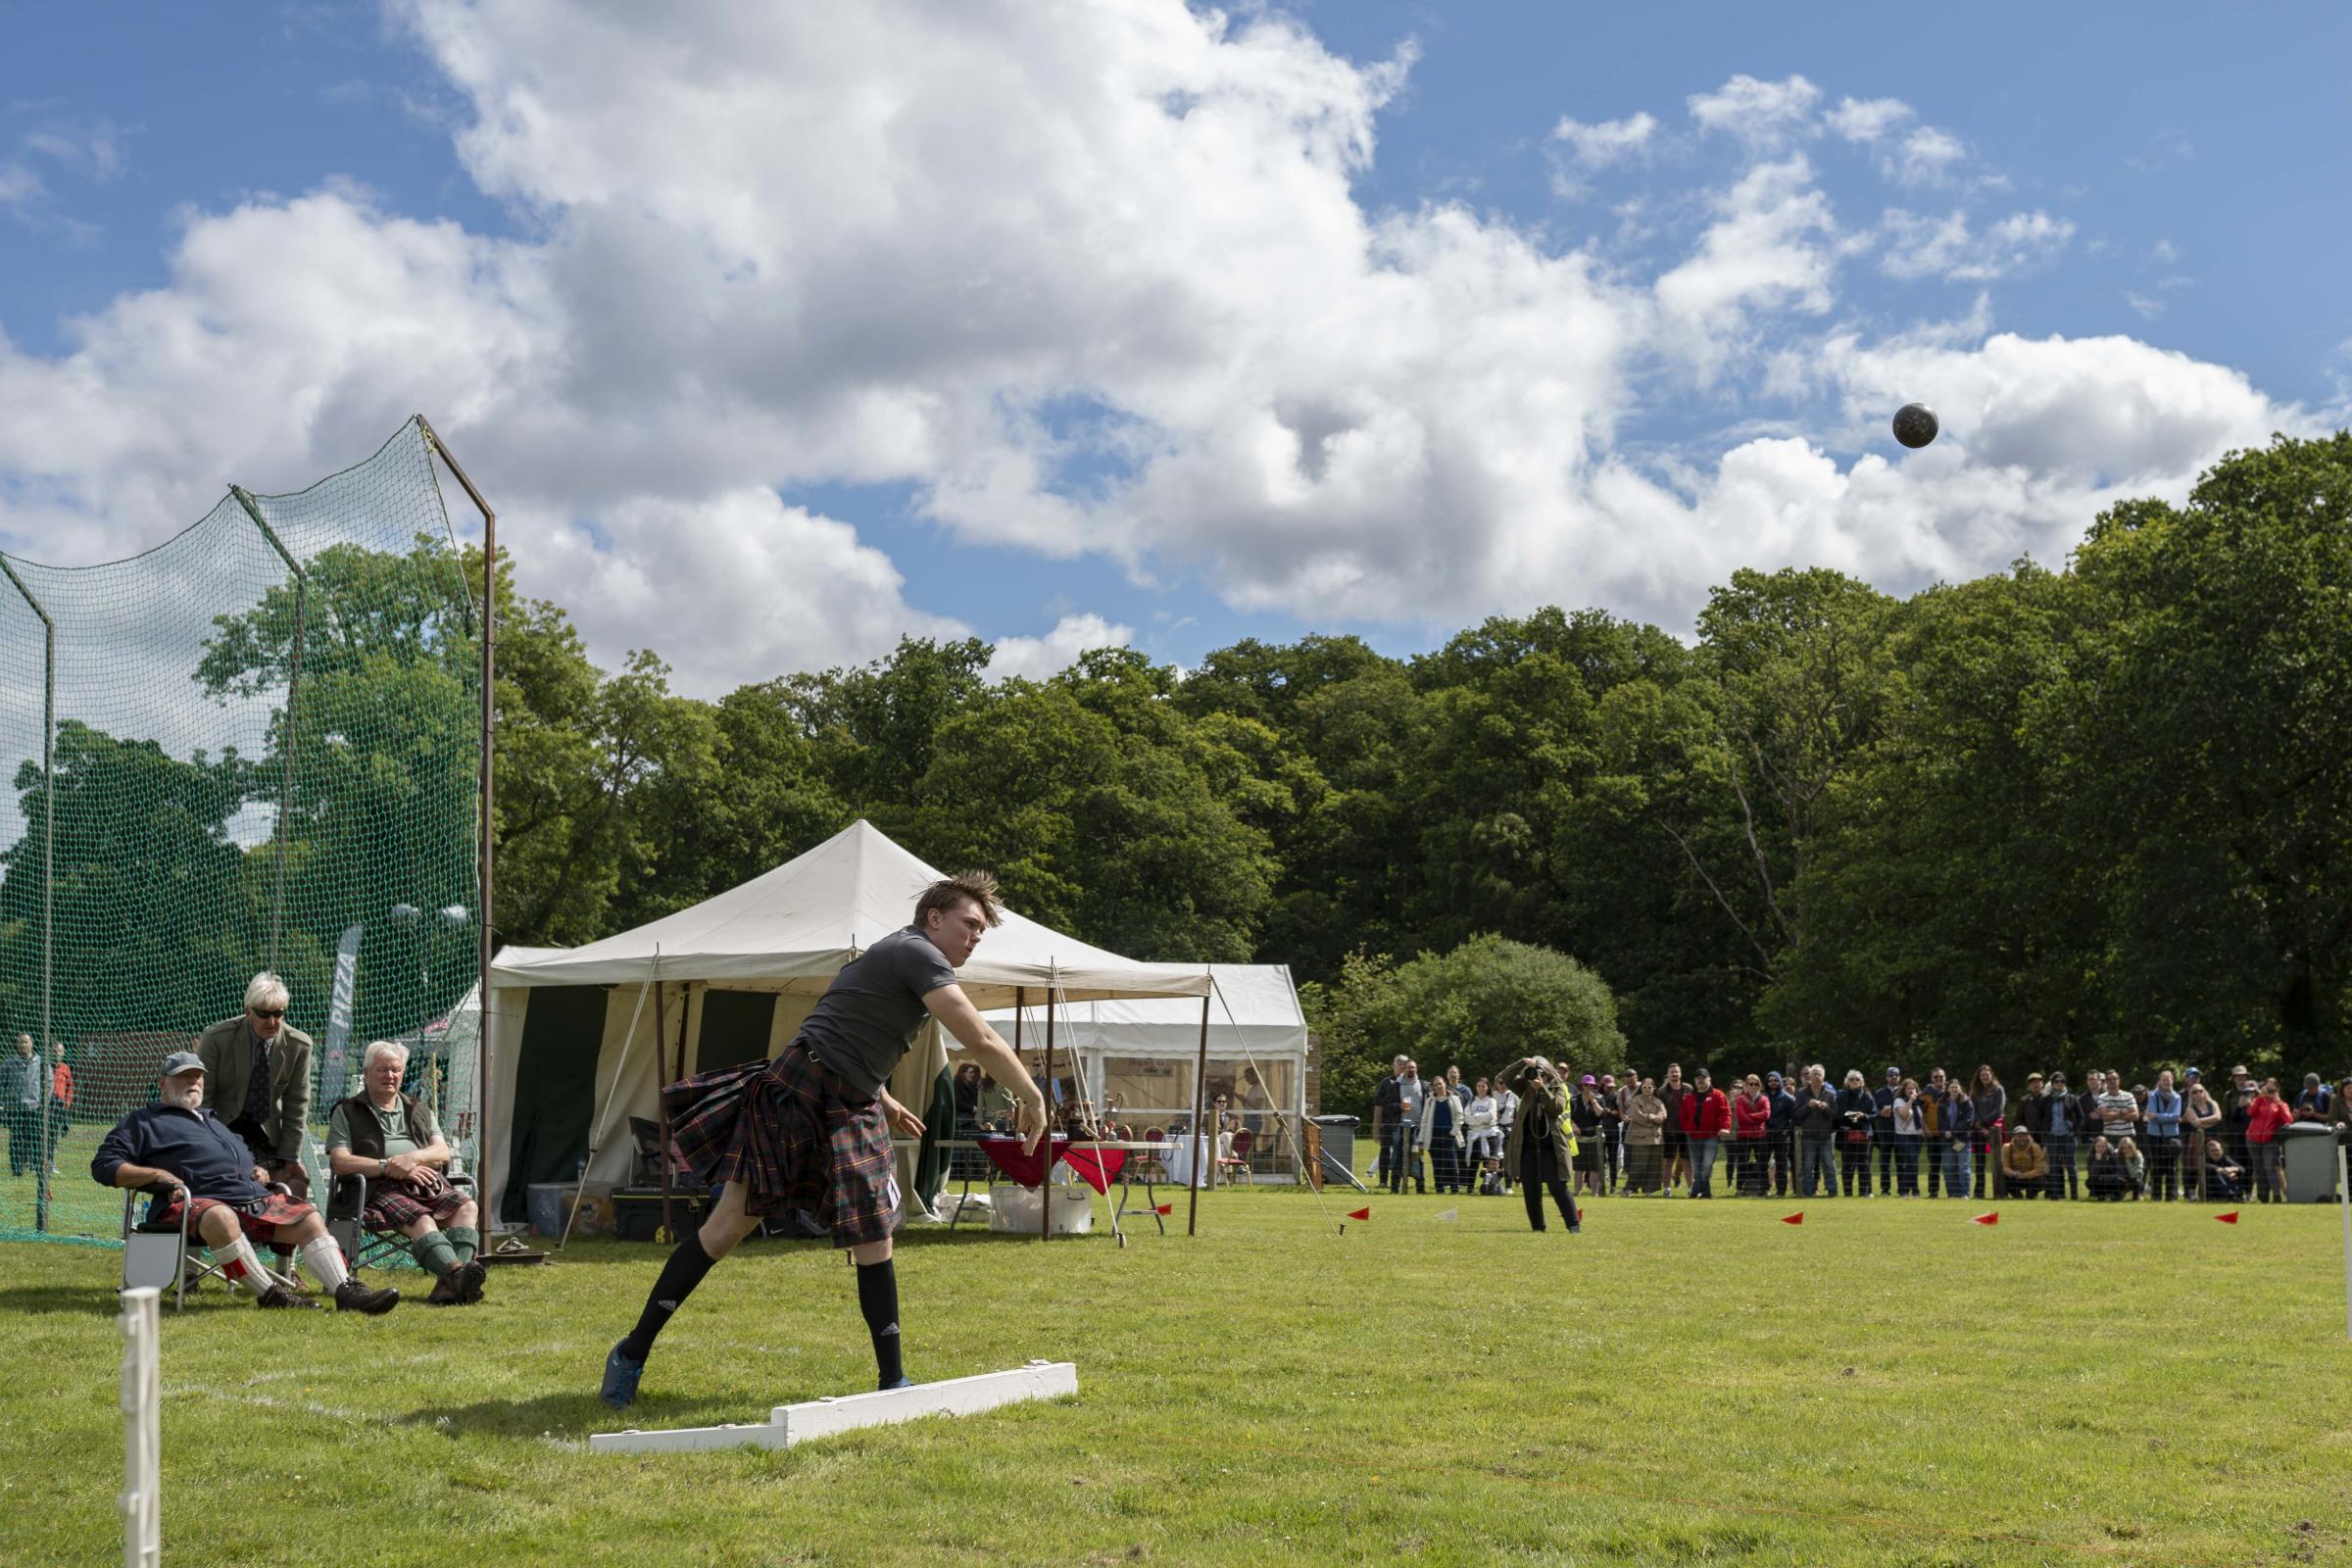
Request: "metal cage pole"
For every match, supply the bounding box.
[1040,986,1056,1243]
[2,559,53,1233]
[230,488,306,975]
[418,418,496,1214]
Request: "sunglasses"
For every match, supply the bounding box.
[250,1008,285,1020]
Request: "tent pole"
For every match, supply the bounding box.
[656,977,674,1245]
[1188,988,1209,1236]
[1040,985,1056,1244]
[419,417,496,1239]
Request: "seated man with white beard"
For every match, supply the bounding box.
[92,1052,399,1314]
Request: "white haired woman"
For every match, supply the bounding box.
[325,1040,486,1304]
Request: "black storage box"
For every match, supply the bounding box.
[612,1188,706,1242]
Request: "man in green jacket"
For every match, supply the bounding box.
[196,972,315,1200]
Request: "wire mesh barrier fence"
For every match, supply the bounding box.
[1345,1117,2347,1206]
[0,418,484,1247]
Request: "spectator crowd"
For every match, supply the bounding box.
[1366,1057,2352,1206]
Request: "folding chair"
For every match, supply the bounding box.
[121,1187,300,1310]
[327,1170,479,1274]
[1218,1128,1255,1185]
[629,1116,691,1187]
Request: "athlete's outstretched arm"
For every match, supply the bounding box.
[923,984,1049,1154]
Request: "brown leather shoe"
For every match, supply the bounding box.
[256,1284,319,1310]
[332,1278,400,1315]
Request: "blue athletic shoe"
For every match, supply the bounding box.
[601,1343,645,1410]
[878,1374,912,1392]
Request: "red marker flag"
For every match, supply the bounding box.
[1970,1211,1999,1226]
[1780,1212,1804,1225]
[2214,1210,2240,1224]
[1348,1206,1372,1222]
[1154,1203,1173,1215]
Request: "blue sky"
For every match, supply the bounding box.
[2,2,2344,691]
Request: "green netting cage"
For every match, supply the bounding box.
[0,417,489,1252]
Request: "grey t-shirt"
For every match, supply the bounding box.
[798,926,959,1098]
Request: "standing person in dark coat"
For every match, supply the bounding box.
[1596,1073,1624,1194]
[1568,1077,1605,1199]
[1970,1065,2006,1199]
[1372,1056,1407,1189]
[1657,1064,1689,1196]
[1935,1074,1975,1200]
[1835,1071,1876,1197]
[2042,1072,2082,1200]
[1763,1071,1797,1197]
[1793,1066,1838,1199]
[1872,1068,1901,1197]
[1503,1058,1580,1234]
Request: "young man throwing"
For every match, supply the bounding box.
[602,872,1047,1408]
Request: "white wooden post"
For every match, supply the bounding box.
[120,1286,161,1568]
[2336,1142,2351,1342]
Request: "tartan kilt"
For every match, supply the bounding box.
[665,1042,898,1248]
[362,1175,471,1233]
[159,1191,316,1246]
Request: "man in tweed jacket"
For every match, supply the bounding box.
[196,972,315,1200]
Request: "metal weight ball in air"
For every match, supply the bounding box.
[1891,403,1939,449]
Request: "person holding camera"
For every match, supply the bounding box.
[1502,1058,1580,1234]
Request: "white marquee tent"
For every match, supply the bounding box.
[481,819,1213,1221]
[980,964,1308,1130]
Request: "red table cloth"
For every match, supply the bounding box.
[975,1134,1128,1195]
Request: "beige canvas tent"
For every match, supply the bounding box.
[482,819,1211,1222]
[982,964,1307,1139]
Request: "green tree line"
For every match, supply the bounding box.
[4,434,2345,1106]
[476,434,2350,1101]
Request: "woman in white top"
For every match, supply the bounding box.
[1891,1080,1922,1197]
[1464,1078,1501,1191]
[1492,1082,1519,1190]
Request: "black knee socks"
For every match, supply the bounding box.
[618,1233,717,1362]
[857,1258,905,1387]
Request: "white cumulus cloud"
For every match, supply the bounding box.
[983,612,1135,682]
[1879,208,2074,282]
[1550,110,1656,196]
[1688,74,1821,149]
[0,6,2322,694]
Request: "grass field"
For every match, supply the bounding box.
[4,1181,2350,1567]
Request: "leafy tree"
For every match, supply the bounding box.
[792,637,993,813]
[901,676,1277,961]
[2038,433,2352,1069]
[194,536,480,1030]
[607,679,849,926]
[1764,564,2087,1080]
[1302,935,1624,1115]
[0,721,263,1039]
